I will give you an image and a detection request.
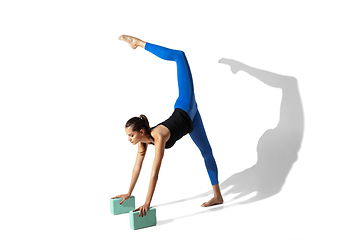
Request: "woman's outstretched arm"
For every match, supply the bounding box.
[112,143,147,204]
[134,134,166,217]
[127,144,147,194]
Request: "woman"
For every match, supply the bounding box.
[112,35,223,216]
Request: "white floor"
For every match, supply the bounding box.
[1,1,359,239]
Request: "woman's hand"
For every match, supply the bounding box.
[133,203,150,217]
[111,193,130,205]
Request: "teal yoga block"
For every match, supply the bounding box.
[110,196,135,215]
[129,207,157,230]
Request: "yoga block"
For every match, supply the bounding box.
[110,196,135,215]
[129,207,157,230]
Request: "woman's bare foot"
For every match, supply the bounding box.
[201,184,224,207]
[118,35,146,49]
[201,196,224,207]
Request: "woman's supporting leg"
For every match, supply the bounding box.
[190,110,223,207]
[190,110,219,185]
[145,43,198,120]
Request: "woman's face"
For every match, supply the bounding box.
[125,126,142,145]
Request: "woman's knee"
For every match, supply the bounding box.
[199,144,213,159]
[174,50,186,61]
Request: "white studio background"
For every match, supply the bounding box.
[1,1,359,239]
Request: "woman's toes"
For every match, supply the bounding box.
[119,35,138,49]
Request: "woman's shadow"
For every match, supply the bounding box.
[216,59,304,204]
[156,59,304,224]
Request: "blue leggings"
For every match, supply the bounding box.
[145,43,219,186]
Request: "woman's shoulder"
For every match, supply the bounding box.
[151,125,171,141]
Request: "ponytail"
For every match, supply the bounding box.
[125,114,151,136]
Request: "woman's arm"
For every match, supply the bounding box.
[127,143,147,195]
[134,136,166,217]
[145,137,165,204]
[112,143,147,203]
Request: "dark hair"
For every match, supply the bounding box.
[125,115,151,155]
[125,114,151,135]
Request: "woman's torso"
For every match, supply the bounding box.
[150,108,194,149]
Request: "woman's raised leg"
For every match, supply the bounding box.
[144,42,198,120]
[119,35,197,119]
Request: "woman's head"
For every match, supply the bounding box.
[125,114,151,145]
